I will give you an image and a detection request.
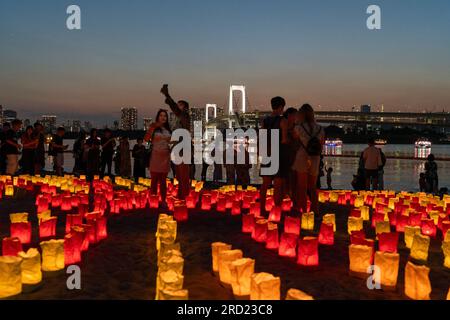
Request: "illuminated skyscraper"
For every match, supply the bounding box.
[143,117,153,131]
[41,115,57,133]
[121,107,138,131]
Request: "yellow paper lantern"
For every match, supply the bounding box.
[354,196,365,208]
[349,244,373,277]
[447,288,450,300]
[40,239,65,271]
[444,231,450,242]
[322,214,336,232]
[375,221,391,237]
[211,242,232,273]
[329,192,339,203]
[0,256,23,298]
[229,258,255,297]
[158,242,181,266]
[404,261,431,300]
[159,251,184,275]
[18,248,42,285]
[158,270,184,293]
[404,226,421,249]
[410,234,430,262]
[301,212,314,231]
[250,272,280,300]
[374,251,399,289]
[9,212,28,223]
[159,289,189,300]
[218,249,243,285]
[359,206,370,221]
[441,241,450,269]
[348,217,364,235]
[285,288,314,300]
[37,210,52,223]
[5,185,14,196]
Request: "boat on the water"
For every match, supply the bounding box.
[415,138,432,149]
[325,138,343,147]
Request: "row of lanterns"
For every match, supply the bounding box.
[155,214,188,300]
[211,242,313,300]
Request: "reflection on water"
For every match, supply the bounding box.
[324,145,342,156]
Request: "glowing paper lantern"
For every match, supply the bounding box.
[410,234,430,262]
[159,251,184,275]
[301,212,314,231]
[404,261,431,300]
[252,219,268,243]
[242,214,255,234]
[408,213,422,227]
[285,288,314,300]
[173,203,188,222]
[18,248,42,285]
[404,226,421,249]
[61,196,72,211]
[66,214,83,234]
[9,212,28,223]
[348,217,364,235]
[284,216,300,236]
[318,223,334,245]
[372,212,385,228]
[374,251,399,289]
[378,232,399,253]
[39,217,57,239]
[71,225,89,252]
[441,241,450,268]
[159,289,188,300]
[216,197,226,213]
[40,239,65,271]
[250,272,280,300]
[375,221,391,237]
[0,256,22,298]
[231,201,241,215]
[2,237,22,256]
[158,270,184,293]
[64,233,83,265]
[297,237,319,266]
[268,206,282,223]
[421,219,436,238]
[10,222,31,244]
[149,195,159,209]
[278,233,298,258]
[265,223,279,250]
[396,214,409,233]
[322,214,336,232]
[229,258,255,297]
[201,194,211,211]
[211,242,232,273]
[349,244,373,278]
[218,249,243,285]
[249,203,261,217]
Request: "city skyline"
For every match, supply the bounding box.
[1,0,450,125]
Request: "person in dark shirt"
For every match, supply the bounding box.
[73,131,86,174]
[100,128,116,177]
[85,128,101,180]
[0,122,11,174]
[51,127,68,176]
[33,122,46,175]
[20,125,38,175]
[132,138,147,180]
[5,119,23,175]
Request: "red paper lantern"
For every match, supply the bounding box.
[250,203,261,217]
[337,194,346,205]
[242,195,253,209]
[441,221,450,238]
[281,198,293,211]
[350,230,366,245]
[265,197,274,212]
[10,222,32,244]
[242,214,255,233]
[372,212,385,228]
[174,203,188,222]
[37,196,49,213]
[186,195,197,209]
[252,219,268,243]
[350,208,361,218]
[216,197,227,213]
[265,225,279,250]
[201,194,212,211]
[149,195,159,209]
[378,232,399,253]
[225,194,234,209]
[297,237,319,266]
[318,223,334,245]
[71,226,89,252]
[66,214,83,234]
[396,214,409,233]
[268,206,282,223]
[64,232,83,265]
[408,213,422,227]
[421,219,436,238]
[231,201,241,215]
[284,216,300,236]
[278,233,298,258]
[388,211,397,226]
[71,195,80,207]
[61,196,72,211]
[39,217,57,239]
[2,237,22,256]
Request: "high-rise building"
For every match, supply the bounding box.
[4,109,18,122]
[41,115,57,133]
[360,105,371,113]
[143,117,153,131]
[72,120,81,133]
[190,107,205,131]
[120,107,138,131]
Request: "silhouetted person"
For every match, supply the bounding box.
[33,122,46,175]
[425,154,438,194]
[73,132,86,174]
[100,128,116,177]
[0,122,11,174]
[86,128,101,180]
[50,127,68,176]
[362,137,382,191]
[20,125,38,175]
[5,119,23,176]
[132,138,147,180]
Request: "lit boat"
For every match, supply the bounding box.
[374,139,387,146]
[325,139,343,147]
[415,138,432,149]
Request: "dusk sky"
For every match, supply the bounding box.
[1,0,449,126]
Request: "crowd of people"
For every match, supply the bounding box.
[0,85,445,215]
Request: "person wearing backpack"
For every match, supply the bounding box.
[292,104,325,215]
[259,96,286,216]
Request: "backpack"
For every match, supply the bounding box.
[301,123,323,156]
